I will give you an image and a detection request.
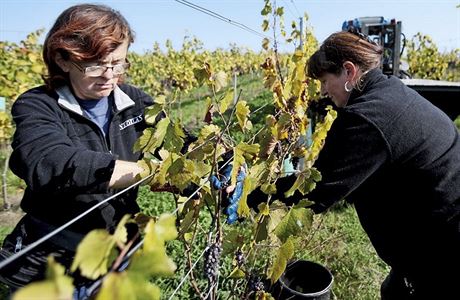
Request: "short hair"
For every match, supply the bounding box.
[42,4,135,89]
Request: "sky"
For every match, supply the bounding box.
[1,0,459,54]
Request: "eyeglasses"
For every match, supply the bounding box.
[71,61,130,77]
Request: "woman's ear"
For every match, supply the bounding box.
[55,53,70,73]
[343,61,357,80]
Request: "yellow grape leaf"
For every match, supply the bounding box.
[237,176,253,218]
[199,124,221,140]
[13,257,74,300]
[235,101,251,132]
[128,216,177,277]
[155,151,173,186]
[262,38,270,50]
[113,214,131,245]
[219,90,234,114]
[231,143,260,184]
[262,20,269,31]
[307,106,337,162]
[261,182,277,195]
[136,159,160,185]
[96,272,161,300]
[70,230,119,280]
[285,168,322,197]
[211,70,228,92]
[268,237,294,284]
[153,214,178,242]
[193,62,212,85]
[154,94,166,105]
[150,117,170,150]
[267,202,288,234]
[228,267,246,279]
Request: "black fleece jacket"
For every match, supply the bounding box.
[9,84,153,234]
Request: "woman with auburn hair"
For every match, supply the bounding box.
[0,4,153,298]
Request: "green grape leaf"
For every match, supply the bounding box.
[222,227,248,256]
[150,117,170,151]
[13,257,74,300]
[164,121,185,153]
[273,207,313,243]
[178,209,196,236]
[144,104,163,125]
[269,237,295,284]
[168,157,195,191]
[254,214,269,243]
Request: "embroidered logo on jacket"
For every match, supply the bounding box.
[119,115,143,130]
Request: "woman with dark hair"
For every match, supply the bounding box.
[252,31,460,299]
[0,4,153,298]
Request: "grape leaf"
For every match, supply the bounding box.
[96,272,161,300]
[268,237,294,284]
[219,90,234,114]
[273,207,313,243]
[13,257,74,300]
[71,215,129,279]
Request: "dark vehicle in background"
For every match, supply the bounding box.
[342,16,460,120]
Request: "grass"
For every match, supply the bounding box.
[135,187,387,299]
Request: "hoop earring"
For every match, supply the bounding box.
[344,81,353,92]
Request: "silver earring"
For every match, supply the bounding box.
[344,81,353,92]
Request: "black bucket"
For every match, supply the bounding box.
[273,260,334,300]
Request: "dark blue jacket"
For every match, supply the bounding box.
[9,84,153,234]
[309,69,460,280]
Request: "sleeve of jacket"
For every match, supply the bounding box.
[247,111,390,213]
[9,90,116,194]
[305,110,390,212]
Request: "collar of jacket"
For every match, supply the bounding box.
[347,68,386,105]
[56,85,135,116]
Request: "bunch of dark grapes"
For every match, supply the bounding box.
[235,249,245,267]
[247,274,265,292]
[204,242,222,282]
